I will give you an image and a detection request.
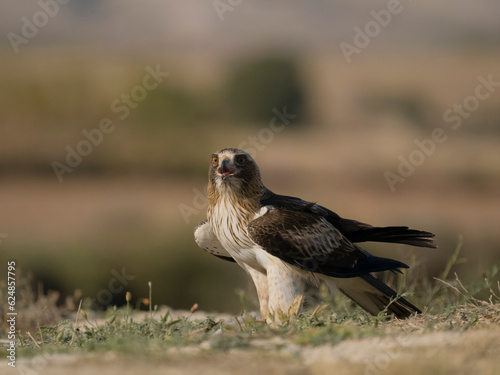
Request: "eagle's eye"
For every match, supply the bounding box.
[236,155,246,165]
[212,156,218,165]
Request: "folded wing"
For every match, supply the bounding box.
[260,192,437,249]
[247,207,409,278]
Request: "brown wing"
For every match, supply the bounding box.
[248,207,409,278]
[260,191,437,248]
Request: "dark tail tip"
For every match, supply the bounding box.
[361,274,421,319]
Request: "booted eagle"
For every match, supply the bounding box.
[195,148,436,322]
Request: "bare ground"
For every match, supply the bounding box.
[4,327,499,375]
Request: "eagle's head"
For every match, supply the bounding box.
[207,148,265,201]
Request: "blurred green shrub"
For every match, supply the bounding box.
[223,56,305,123]
[135,84,210,126]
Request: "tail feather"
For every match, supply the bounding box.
[360,273,421,317]
[347,226,437,249]
[324,274,421,319]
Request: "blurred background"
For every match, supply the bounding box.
[0,0,499,315]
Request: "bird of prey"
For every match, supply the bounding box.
[194,148,437,323]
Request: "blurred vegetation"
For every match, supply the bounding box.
[223,56,306,123]
[0,52,310,176]
[2,51,500,177]
[0,231,246,316]
[1,49,500,315]
[134,55,308,126]
[134,84,216,127]
[1,253,499,356]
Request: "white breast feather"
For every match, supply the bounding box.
[209,195,272,269]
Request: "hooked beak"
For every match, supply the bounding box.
[217,159,237,180]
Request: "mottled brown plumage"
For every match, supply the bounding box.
[194,148,437,322]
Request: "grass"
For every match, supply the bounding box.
[0,267,500,375]
[1,247,499,363]
[3,297,499,365]
[0,242,498,375]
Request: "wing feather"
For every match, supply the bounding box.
[194,220,236,262]
[248,207,408,278]
[260,191,437,248]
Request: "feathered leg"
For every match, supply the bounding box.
[246,267,269,321]
[266,264,304,324]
